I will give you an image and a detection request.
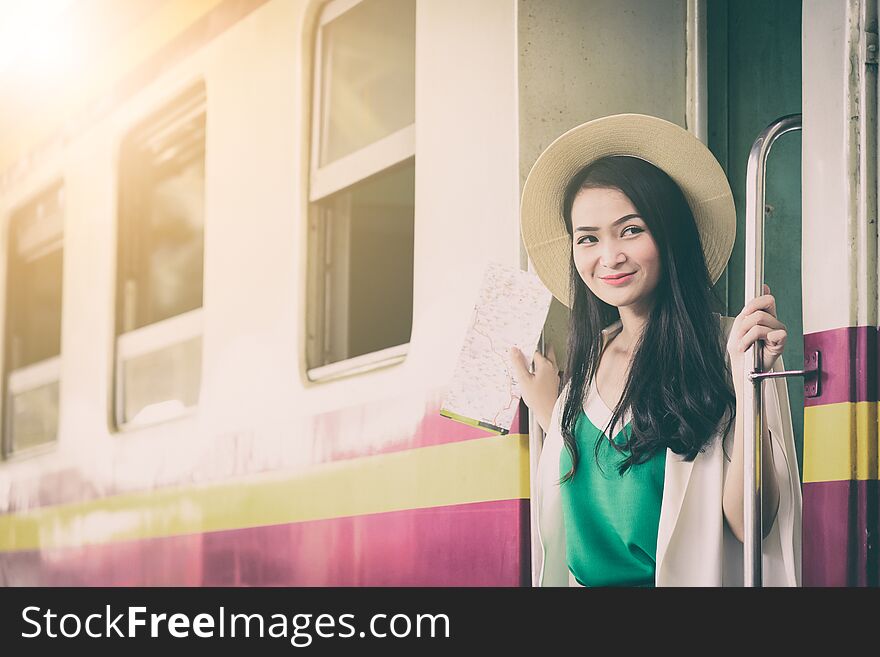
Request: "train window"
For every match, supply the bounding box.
[114,83,205,430]
[2,183,64,457]
[307,0,415,378]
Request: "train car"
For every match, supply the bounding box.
[0,0,875,586]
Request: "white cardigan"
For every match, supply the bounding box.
[534,315,803,586]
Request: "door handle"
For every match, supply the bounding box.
[749,350,821,398]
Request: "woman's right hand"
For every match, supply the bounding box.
[509,345,561,433]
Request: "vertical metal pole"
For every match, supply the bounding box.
[743,114,801,586]
[528,331,546,586]
[686,0,708,142]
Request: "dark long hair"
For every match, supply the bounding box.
[559,155,735,481]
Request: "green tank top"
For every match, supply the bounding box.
[559,381,666,587]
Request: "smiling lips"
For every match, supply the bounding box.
[600,272,636,286]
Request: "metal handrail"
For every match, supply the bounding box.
[743,113,802,587]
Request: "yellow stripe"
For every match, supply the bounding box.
[803,401,879,483]
[0,434,530,552]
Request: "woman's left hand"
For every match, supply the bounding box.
[726,283,787,381]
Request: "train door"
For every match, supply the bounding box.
[707,0,804,478]
[707,0,805,587]
[714,0,880,587]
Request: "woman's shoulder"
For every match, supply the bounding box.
[549,379,574,436]
[556,379,573,414]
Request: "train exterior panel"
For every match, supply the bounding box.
[0,0,531,586]
[801,0,879,586]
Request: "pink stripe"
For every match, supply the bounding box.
[0,500,530,586]
[802,480,879,586]
[803,326,878,406]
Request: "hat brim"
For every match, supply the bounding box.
[520,114,735,309]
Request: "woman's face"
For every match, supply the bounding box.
[570,187,662,312]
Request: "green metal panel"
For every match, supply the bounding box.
[708,0,804,478]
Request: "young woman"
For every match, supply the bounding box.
[511,115,802,586]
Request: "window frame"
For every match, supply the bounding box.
[113,82,207,432]
[4,356,61,459]
[306,0,415,381]
[114,307,202,432]
[2,182,64,460]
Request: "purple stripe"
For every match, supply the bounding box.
[803,326,878,406]
[803,480,879,586]
[0,499,529,586]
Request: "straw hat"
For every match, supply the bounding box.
[520,114,736,308]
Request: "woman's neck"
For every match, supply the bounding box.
[613,303,652,353]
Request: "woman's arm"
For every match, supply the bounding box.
[722,284,788,542]
[722,376,781,541]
